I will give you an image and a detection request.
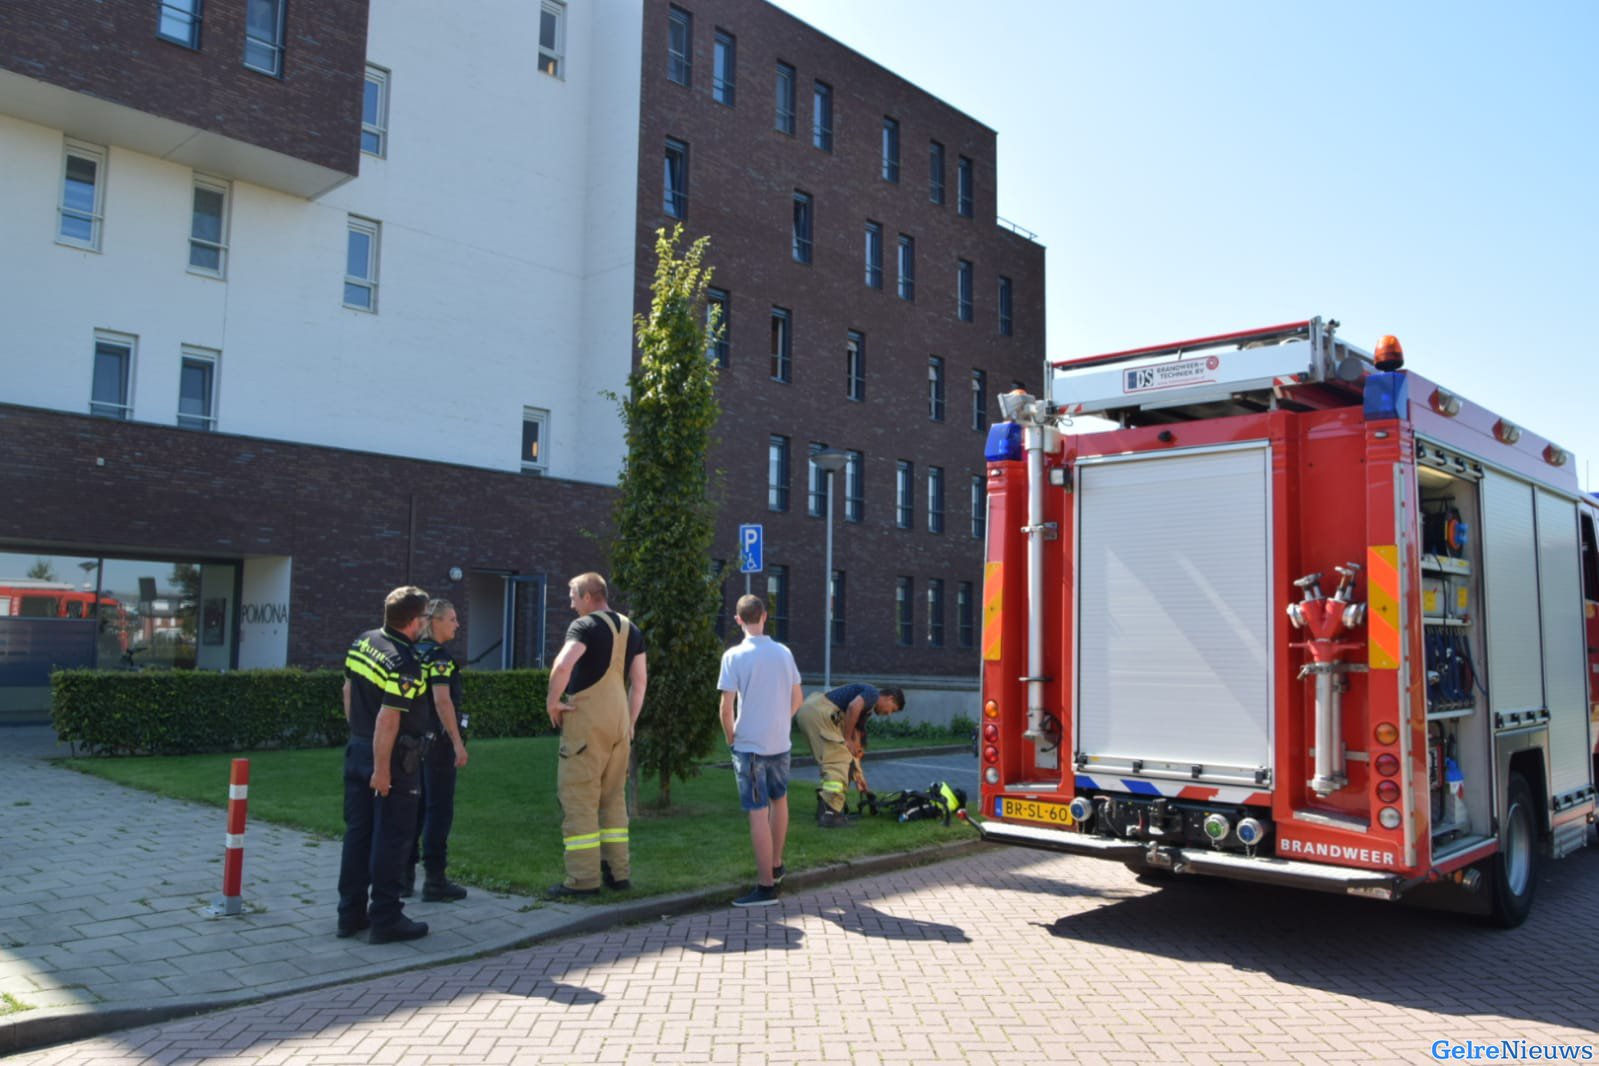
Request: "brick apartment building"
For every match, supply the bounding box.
[0,0,1043,722]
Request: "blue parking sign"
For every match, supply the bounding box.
[738,524,763,573]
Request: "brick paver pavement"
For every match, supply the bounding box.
[13,837,1597,1064]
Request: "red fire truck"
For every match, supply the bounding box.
[968,318,1598,926]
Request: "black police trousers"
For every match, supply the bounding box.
[409,737,458,876]
[337,736,422,929]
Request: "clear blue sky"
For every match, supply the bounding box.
[771,0,1599,487]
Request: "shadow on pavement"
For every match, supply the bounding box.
[1037,845,1599,1032]
[815,901,970,943]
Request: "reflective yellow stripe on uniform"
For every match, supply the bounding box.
[821,780,846,793]
[599,827,628,844]
[563,832,602,852]
[345,656,392,691]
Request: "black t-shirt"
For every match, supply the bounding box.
[343,626,425,739]
[564,611,646,695]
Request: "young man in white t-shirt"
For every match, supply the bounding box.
[718,594,804,907]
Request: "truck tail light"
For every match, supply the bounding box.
[1374,753,1400,777]
[1374,722,1399,745]
[1378,807,1402,829]
[983,700,999,719]
[1376,780,1401,804]
[984,767,999,784]
[982,723,999,742]
[983,745,998,764]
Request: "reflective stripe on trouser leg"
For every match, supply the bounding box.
[796,695,851,813]
[596,732,631,881]
[564,832,601,852]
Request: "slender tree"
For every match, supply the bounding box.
[613,225,725,806]
[27,558,56,582]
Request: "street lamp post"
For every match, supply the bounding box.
[811,447,849,689]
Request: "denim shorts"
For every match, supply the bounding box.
[732,750,791,812]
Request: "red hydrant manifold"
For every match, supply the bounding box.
[1287,566,1368,796]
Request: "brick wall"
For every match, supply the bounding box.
[636,0,1046,679]
[0,0,365,175]
[0,404,611,667]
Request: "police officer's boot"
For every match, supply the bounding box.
[421,870,468,902]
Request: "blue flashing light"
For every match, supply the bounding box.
[1363,371,1409,421]
[985,421,1023,462]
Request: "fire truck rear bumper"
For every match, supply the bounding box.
[973,819,1405,900]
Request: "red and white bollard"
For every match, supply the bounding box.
[211,758,250,916]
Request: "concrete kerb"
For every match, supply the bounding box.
[0,835,995,1057]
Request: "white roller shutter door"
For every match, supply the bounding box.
[1075,444,1273,776]
[1480,471,1543,715]
[1536,489,1589,795]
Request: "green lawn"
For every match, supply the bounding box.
[60,737,970,899]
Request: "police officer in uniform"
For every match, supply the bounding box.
[545,573,647,897]
[407,598,469,902]
[337,586,431,943]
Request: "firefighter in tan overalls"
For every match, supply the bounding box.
[545,573,648,897]
[795,683,905,827]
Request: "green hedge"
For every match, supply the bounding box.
[52,668,554,756]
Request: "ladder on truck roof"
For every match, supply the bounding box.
[1048,317,1374,426]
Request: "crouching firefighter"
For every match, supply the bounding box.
[794,683,905,827]
[544,573,648,898]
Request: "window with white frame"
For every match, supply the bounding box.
[188,176,228,276]
[91,332,135,420]
[158,0,202,48]
[178,346,219,431]
[58,140,105,250]
[928,355,945,421]
[362,66,389,157]
[538,0,566,78]
[344,216,380,312]
[667,6,692,86]
[970,368,988,431]
[243,0,285,76]
[522,407,549,474]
